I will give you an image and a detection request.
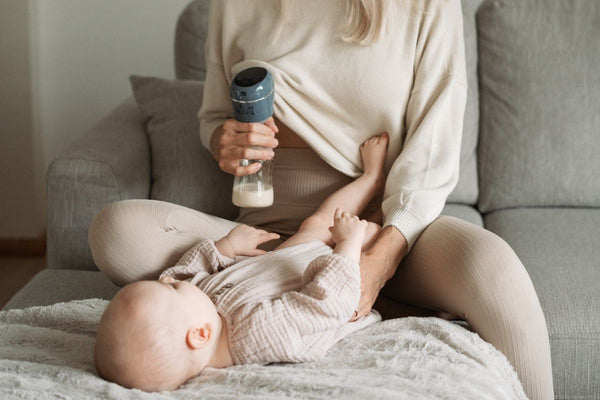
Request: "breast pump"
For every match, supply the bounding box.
[229,67,275,208]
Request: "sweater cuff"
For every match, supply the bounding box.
[383,207,427,252]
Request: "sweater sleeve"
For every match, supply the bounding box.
[382,0,468,250]
[197,0,234,151]
[158,240,235,282]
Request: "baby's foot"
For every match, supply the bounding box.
[360,132,388,190]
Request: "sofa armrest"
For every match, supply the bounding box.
[46,96,151,271]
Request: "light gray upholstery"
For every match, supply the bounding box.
[485,208,600,398]
[446,0,486,205]
[442,203,484,227]
[175,0,210,81]
[477,0,600,213]
[3,270,119,310]
[46,97,151,271]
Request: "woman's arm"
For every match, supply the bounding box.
[198,1,278,176]
[354,0,468,319]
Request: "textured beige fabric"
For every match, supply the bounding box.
[160,239,379,365]
[198,0,468,248]
[383,216,554,400]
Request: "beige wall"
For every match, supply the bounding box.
[0,0,41,238]
[0,0,189,239]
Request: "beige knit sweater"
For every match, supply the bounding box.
[198,0,468,248]
[159,239,380,365]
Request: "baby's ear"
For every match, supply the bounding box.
[186,323,212,349]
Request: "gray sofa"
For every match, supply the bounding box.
[5,1,599,399]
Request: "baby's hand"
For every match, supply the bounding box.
[329,208,368,247]
[217,225,280,257]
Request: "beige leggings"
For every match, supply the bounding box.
[88,149,553,400]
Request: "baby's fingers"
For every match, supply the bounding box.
[248,249,267,256]
[256,231,280,243]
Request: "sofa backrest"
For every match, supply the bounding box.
[173,0,484,208]
[477,0,600,213]
[175,0,210,81]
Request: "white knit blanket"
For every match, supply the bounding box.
[0,299,526,399]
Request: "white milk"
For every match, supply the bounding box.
[232,183,274,207]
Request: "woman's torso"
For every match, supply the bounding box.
[273,117,310,149]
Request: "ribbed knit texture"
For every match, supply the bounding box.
[382,216,554,400]
[160,240,379,365]
[198,0,468,249]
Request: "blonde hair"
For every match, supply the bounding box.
[273,0,393,46]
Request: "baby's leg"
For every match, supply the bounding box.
[276,133,387,250]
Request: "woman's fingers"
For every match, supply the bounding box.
[219,159,263,176]
[216,118,280,175]
[221,146,274,161]
[222,120,278,148]
[231,131,279,148]
[263,117,279,134]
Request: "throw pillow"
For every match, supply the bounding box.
[129,75,237,219]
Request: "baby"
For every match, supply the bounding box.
[95,133,389,391]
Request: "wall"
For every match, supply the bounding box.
[0,0,39,238]
[0,0,190,240]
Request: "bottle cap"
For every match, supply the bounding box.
[230,67,274,123]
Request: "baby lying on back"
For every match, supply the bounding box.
[94,133,389,391]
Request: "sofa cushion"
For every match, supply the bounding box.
[484,208,600,398]
[445,0,485,205]
[2,270,119,311]
[175,0,210,81]
[477,0,600,212]
[441,203,483,227]
[130,75,238,220]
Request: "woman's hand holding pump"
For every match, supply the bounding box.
[211,117,279,176]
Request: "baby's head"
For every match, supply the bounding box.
[95,278,220,391]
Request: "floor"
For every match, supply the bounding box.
[0,255,46,309]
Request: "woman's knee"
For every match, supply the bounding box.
[89,200,240,285]
[390,216,535,315]
[425,216,544,324]
[89,200,165,285]
[422,216,526,284]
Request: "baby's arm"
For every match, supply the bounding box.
[159,240,234,281]
[215,225,280,258]
[160,225,277,281]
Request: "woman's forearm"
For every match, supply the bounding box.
[364,225,408,281]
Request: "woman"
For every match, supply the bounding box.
[89,1,553,398]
